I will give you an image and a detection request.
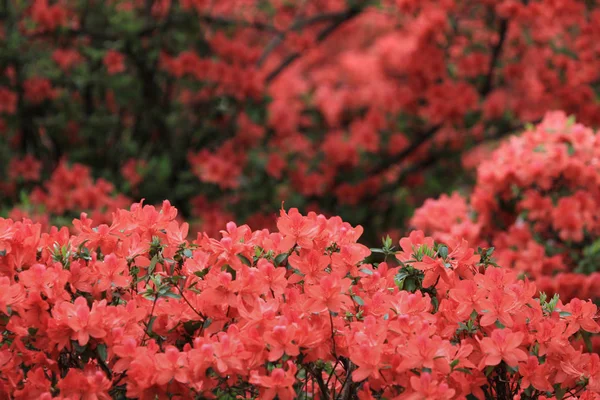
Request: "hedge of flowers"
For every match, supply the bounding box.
[0,202,599,399]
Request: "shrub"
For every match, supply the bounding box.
[0,202,599,399]
[412,112,600,301]
[2,2,600,239]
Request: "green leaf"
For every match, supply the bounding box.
[194,269,209,278]
[183,249,193,258]
[382,235,393,249]
[558,311,572,317]
[142,293,156,301]
[146,316,157,335]
[352,295,365,306]
[582,330,594,353]
[162,291,182,300]
[404,277,417,292]
[148,255,159,275]
[360,268,373,275]
[394,269,410,284]
[184,321,202,335]
[237,254,252,266]
[554,384,566,400]
[73,341,87,354]
[96,344,107,362]
[437,245,448,259]
[274,253,288,266]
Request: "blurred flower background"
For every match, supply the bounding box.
[2,0,600,294]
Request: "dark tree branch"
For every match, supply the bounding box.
[373,119,538,197]
[337,358,355,400]
[257,11,360,66]
[480,18,508,97]
[306,364,330,400]
[366,124,442,178]
[265,5,366,83]
[3,0,37,155]
[196,13,279,32]
[316,123,441,202]
[320,119,536,214]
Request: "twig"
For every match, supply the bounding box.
[174,282,207,321]
[306,364,331,400]
[265,5,365,82]
[329,312,337,357]
[140,295,158,345]
[257,11,356,66]
[364,124,442,178]
[337,359,355,400]
[480,18,508,97]
[374,120,535,195]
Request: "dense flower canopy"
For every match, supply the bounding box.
[1,203,600,399]
[2,1,600,240]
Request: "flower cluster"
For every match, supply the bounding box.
[1,203,599,399]
[7,161,131,230]
[412,112,600,301]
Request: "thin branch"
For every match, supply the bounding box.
[337,358,355,400]
[329,312,337,357]
[257,11,356,66]
[265,5,366,82]
[373,119,537,197]
[366,124,442,178]
[257,34,285,66]
[306,364,331,400]
[140,295,159,345]
[174,282,207,322]
[3,0,37,156]
[480,18,508,97]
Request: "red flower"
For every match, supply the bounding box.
[52,297,107,346]
[0,276,24,315]
[477,329,528,367]
[0,88,17,114]
[104,50,126,75]
[250,361,297,400]
[23,78,55,105]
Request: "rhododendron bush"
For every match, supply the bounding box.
[1,202,600,399]
[3,1,600,239]
[411,112,600,302]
